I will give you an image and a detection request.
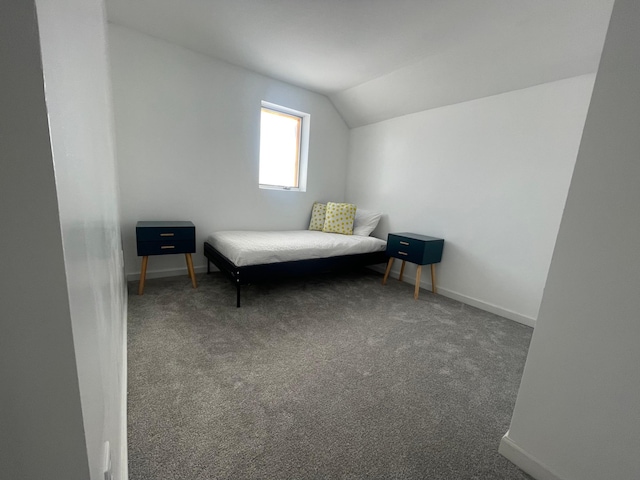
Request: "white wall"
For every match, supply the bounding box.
[0,1,127,479]
[0,2,89,478]
[35,2,127,479]
[500,0,640,478]
[346,75,595,325]
[108,24,350,279]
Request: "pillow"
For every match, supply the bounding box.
[308,202,327,231]
[322,202,357,235]
[353,209,383,236]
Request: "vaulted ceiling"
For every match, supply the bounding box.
[106,0,614,127]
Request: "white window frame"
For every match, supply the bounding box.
[259,101,310,192]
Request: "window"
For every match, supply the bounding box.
[259,101,309,191]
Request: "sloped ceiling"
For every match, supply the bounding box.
[106,0,614,127]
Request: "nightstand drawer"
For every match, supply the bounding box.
[137,239,195,256]
[387,236,426,263]
[387,233,444,265]
[136,225,195,241]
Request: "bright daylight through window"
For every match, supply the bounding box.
[259,102,309,191]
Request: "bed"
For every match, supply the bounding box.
[204,230,388,307]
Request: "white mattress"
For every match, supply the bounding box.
[206,230,386,267]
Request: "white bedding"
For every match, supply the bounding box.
[207,230,386,267]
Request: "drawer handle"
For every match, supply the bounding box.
[161,245,175,250]
[399,241,410,246]
[398,251,408,256]
[160,233,175,237]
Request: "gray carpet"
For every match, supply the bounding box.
[128,269,533,479]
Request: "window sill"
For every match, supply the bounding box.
[259,184,306,192]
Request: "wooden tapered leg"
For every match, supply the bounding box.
[382,257,395,285]
[414,265,422,300]
[399,260,406,282]
[138,256,148,295]
[185,253,197,288]
[431,264,437,294]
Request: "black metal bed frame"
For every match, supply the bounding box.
[204,241,388,307]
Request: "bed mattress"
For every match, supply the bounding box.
[206,230,387,267]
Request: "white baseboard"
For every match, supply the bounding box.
[499,432,563,480]
[368,264,536,328]
[435,286,536,327]
[126,264,208,282]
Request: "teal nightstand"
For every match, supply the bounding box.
[136,221,197,295]
[382,232,444,299]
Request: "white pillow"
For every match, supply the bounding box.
[352,209,382,236]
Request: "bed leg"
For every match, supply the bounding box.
[207,259,210,274]
[236,284,241,308]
